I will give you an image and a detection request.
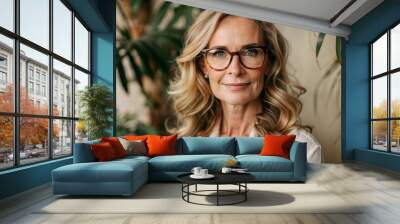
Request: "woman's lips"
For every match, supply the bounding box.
[222,82,251,91]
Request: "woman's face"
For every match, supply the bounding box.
[202,16,268,105]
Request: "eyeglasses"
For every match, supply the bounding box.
[199,46,267,71]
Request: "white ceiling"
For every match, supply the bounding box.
[167,0,384,38]
[226,0,353,22]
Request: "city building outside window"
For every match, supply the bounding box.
[28,81,34,94]
[0,71,7,86]
[0,0,91,170]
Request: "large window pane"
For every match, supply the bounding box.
[75,120,88,143]
[53,0,72,60]
[74,69,89,118]
[0,116,13,170]
[74,17,89,70]
[20,44,49,115]
[372,121,388,151]
[53,59,72,117]
[0,34,14,112]
[20,0,49,49]
[392,72,400,118]
[391,120,400,153]
[372,33,387,76]
[391,24,400,70]
[20,117,49,165]
[0,0,14,31]
[372,77,387,119]
[53,119,72,158]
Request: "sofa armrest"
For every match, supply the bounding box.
[289,142,307,181]
[73,140,100,163]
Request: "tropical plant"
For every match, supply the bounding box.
[314,33,342,113]
[116,0,200,134]
[79,84,113,140]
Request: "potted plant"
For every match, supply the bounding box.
[79,84,113,140]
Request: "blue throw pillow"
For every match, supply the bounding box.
[178,137,236,155]
[235,137,264,155]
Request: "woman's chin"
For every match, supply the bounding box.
[219,95,256,105]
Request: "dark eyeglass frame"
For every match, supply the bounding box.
[199,46,268,71]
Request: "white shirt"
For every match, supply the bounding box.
[209,123,322,164]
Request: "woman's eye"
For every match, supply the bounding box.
[210,50,226,57]
[243,48,259,57]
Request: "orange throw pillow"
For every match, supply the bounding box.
[101,137,127,158]
[123,135,148,141]
[146,135,177,157]
[259,134,296,159]
[91,142,117,161]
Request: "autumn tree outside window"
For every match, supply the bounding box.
[0,0,91,171]
[370,22,400,154]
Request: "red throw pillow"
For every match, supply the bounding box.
[101,137,127,158]
[146,135,177,157]
[259,134,296,159]
[91,142,117,161]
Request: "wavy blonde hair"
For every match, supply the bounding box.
[167,10,308,136]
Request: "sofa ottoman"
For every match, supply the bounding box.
[52,156,148,196]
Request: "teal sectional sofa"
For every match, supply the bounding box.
[52,137,307,196]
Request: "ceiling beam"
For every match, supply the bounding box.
[330,0,368,27]
[166,0,351,38]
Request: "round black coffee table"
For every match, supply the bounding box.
[177,173,255,206]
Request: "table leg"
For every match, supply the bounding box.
[195,184,197,192]
[217,184,219,206]
[187,184,190,202]
[181,184,183,199]
[245,183,247,201]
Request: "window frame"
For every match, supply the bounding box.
[370,20,400,154]
[0,0,92,171]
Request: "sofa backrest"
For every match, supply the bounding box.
[73,137,301,162]
[73,139,100,163]
[177,137,236,155]
[235,137,264,155]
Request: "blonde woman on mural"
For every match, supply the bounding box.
[168,10,322,163]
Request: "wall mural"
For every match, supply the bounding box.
[116,0,342,163]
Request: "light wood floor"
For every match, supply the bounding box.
[1,162,400,224]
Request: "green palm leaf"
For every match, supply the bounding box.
[316,33,326,57]
[141,39,172,76]
[150,1,171,31]
[116,56,129,93]
[336,37,342,64]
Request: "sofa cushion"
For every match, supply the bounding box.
[260,135,296,159]
[101,137,127,158]
[91,142,118,161]
[235,137,264,155]
[123,135,148,141]
[236,155,293,172]
[148,154,235,172]
[114,155,150,163]
[52,158,147,183]
[177,137,236,155]
[118,138,147,156]
[147,135,177,157]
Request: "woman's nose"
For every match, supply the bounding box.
[226,55,241,75]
